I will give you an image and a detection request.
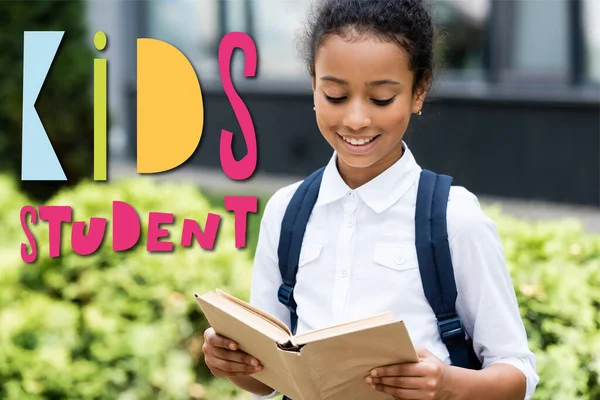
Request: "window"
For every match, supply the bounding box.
[433,0,491,80]
[583,0,600,83]
[147,0,220,79]
[506,0,569,81]
[146,0,313,82]
[250,0,313,79]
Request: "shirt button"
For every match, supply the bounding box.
[349,191,357,200]
[395,256,404,265]
[346,219,355,227]
[341,270,348,278]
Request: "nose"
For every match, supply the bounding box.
[342,100,371,131]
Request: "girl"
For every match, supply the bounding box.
[203,1,539,399]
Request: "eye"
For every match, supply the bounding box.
[371,96,396,106]
[324,94,346,104]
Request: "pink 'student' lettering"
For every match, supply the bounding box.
[19,197,257,263]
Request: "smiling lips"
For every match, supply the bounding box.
[338,133,381,154]
[341,135,377,146]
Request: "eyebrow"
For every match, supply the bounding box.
[320,76,401,86]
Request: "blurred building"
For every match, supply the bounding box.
[91,0,600,207]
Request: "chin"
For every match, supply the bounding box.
[335,151,381,169]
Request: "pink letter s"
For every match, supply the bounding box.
[218,32,258,181]
[20,206,38,263]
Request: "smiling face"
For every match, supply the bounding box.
[312,33,427,187]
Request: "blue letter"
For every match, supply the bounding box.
[22,31,67,181]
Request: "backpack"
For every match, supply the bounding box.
[276,167,482,382]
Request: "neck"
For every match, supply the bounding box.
[337,142,404,189]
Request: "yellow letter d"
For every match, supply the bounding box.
[137,39,204,173]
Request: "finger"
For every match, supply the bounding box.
[210,367,259,378]
[371,383,422,399]
[366,376,424,389]
[205,355,262,373]
[415,346,431,358]
[209,346,262,367]
[371,364,424,378]
[207,333,238,350]
[416,347,440,363]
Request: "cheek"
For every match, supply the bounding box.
[377,102,411,132]
[315,101,341,132]
[315,112,334,144]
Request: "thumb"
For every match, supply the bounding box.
[416,346,434,361]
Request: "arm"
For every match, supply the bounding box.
[448,190,539,399]
[228,376,277,397]
[239,186,296,399]
[446,363,527,400]
[368,189,539,400]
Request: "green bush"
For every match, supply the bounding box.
[0,1,95,202]
[0,175,598,399]
[0,176,255,400]
[489,208,600,399]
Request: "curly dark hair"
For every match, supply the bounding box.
[297,0,436,94]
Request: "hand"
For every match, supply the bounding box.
[365,347,453,400]
[202,327,264,377]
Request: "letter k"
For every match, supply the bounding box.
[21,31,67,181]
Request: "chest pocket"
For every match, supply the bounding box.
[298,242,324,268]
[373,243,419,272]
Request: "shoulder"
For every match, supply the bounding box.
[264,167,326,213]
[259,179,304,229]
[446,185,498,243]
[258,167,327,247]
[264,180,303,215]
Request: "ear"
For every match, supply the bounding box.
[412,79,430,114]
[311,75,316,92]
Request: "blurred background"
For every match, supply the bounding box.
[0,1,599,399]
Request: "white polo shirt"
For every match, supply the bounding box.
[249,142,539,399]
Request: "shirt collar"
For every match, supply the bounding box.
[314,141,422,213]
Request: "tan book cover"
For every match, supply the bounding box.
[195,289,420,400]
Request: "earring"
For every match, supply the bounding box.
[313,106,316,111]
[417,110,422,116]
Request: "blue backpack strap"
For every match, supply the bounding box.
[277,167,325,335]
[415,169,482,370]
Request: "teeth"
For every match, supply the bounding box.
[343,136,375,146]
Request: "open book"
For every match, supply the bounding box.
[195,289,420,400]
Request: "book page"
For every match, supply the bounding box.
[216,289,292,336]
[196,292,290,344]
[292,312,395,346]
[299,320,419,400]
